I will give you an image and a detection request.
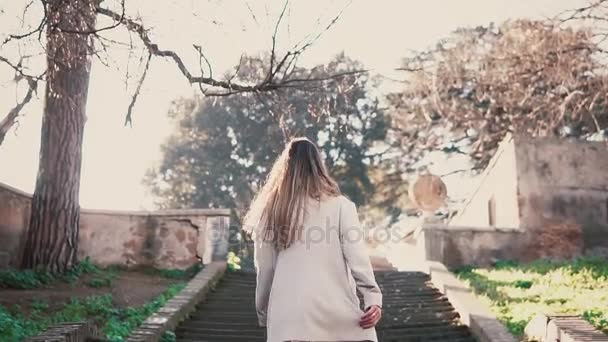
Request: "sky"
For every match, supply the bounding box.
[0,0,588,210]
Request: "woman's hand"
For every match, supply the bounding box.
[359,305,382,329]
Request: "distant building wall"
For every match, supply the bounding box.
[0,182,230,269]
[450,135,520,228]
[514,137,608,253]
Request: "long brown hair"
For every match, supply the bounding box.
[243,137,341,250]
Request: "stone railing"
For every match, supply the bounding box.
[126,261,227,342]
[525,313,608,341]
[423,261,517,342]
[416,224,528,268]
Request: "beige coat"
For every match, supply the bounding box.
[254,195,382,342]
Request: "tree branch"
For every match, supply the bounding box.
[2,0,47,46]
[125,52,152,126]
[51,0,126,35]
[0,78,38,146]
[0,55,44,81]
[267,0,290,82]
[97,1,358,96]
[558,0,608,22]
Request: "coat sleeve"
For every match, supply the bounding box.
[339,199,383,309]
[254,237,278,327]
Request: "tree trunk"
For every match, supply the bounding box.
[21,0,97,273]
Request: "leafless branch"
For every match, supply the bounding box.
[290,0,353,56]
[123,30,136,90]
[558,0,608,22]
[280,69,368,85]
[243,0,260,26]
[389,19,608,167]
[97,1,359,97]
[97,6,272,94]
[267,0,290,81]
[21,0,37,25]
[228,54,245,84]
[0,55,45,82]
[194,44,213,80]
[396,66,424,72]
[439,166,484,178]
[2,0,47,46]
[124,52,152,126]
[0,78,38,146]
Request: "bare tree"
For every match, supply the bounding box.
[0,0,356,272]
[388,19,608,168]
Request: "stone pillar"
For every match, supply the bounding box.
[200,216,230,264]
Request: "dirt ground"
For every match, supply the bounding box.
[0,270,179,314]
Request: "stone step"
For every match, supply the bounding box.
[220,271,431,280]
[176,331,476,342]
[215,281,439,289]
[204,292,444,300]
[177,334,476,342]
[193,306,457,318]
[198,297,453,309]
[177,332,265,341]
[179,321,260,329]
[200,299,453,310]
[176,271,476,342]
[216,283,436,289]
[177,335,475,342]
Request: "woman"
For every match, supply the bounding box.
[244,137,382,342]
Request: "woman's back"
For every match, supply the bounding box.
[245,137,382,342]
[255,195,381,342]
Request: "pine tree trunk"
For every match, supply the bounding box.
[21,0,97,273]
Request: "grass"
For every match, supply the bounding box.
[455,257,608,337]
[0,258,203,289]
[0,259,204,341]
[0,257,115,289]
[0,283,185,342]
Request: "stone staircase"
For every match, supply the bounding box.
[175,270,477,342]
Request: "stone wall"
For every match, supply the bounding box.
[514,137,608,252]
[0,183,31,268]
[0,182,230,269]
[450,135,520,228]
